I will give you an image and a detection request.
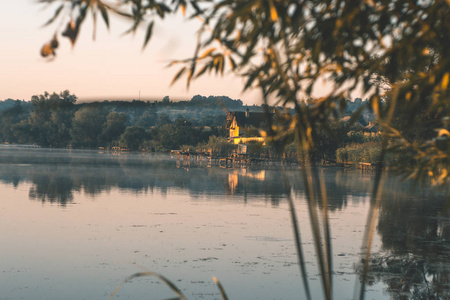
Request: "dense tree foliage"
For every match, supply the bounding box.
[0,101,29,143]
[28,91,76,147]
[71,106,107,148]
[99,111,127,145]
[120,126,147,151]
[1,92,231,152]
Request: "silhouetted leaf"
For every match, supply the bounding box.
[42,3,64,27]
[171,67,187,86]
[61,20,80,46]
[40,42,54,57]
[228,56,236,70]
[98,3,110,29]
[195,63,210,78]
[199,47,216,59]
[110,271,188,300]
[143,21,154,49]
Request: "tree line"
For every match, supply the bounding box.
[0,91,229,151]
[1,90,442,164]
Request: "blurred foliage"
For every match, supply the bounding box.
[336,142,382,164]
[38,0,450,186]
[344,132,382,145]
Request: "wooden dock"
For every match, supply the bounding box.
[170,150,298,168]
[170,150,381,170]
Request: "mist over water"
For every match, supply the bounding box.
[0,145,449,299]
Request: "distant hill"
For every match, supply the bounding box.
[77,95,258,126]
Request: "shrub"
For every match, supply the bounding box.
[336,142,382,164]
[202,136,235,157]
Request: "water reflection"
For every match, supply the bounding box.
[358,185,450,299]
[0,147,403,209]
[1,146,450,298]
[29,172,75,204]
[0,147,295,205]
[0,147,380,208]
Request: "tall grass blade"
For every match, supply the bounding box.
[355,140,388,300]
[293,114,332,300]
[311,166,333,291]
[109,271,188,300]
[319,170,333,290]
[282,173,312,300]
[302,161,332,300]
[356,173,385,300]
[213,276,229,300]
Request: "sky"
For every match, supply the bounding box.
[0,1,261,104]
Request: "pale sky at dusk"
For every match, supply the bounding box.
[0,0,261,104]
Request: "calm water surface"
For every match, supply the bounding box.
[0,145,449,299]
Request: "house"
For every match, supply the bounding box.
[225,109,273,144]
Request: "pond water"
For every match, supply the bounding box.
[0,145,449,300]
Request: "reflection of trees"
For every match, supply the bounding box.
[378,190,450,257]
[363,254,450,300]
[312,169,374,211]
[358,186,450,299]
[28,172,74,205]
[0,164,27,188]
[0,151,303,205]
[0,152,394,208]
[0,148,389,209]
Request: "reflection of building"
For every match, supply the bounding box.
[227,169,266,195]
[225,109,273,145]
[228,172,239,194]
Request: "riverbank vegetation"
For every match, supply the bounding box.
[1,90,444,172]
[0,92,231,152]
[1,92,383,163]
